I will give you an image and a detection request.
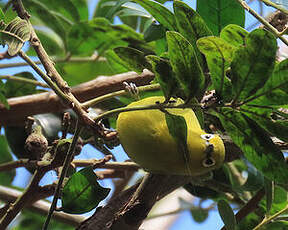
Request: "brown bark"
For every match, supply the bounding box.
[0,70,154,126]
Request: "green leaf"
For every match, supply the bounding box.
[67,18,151,56]
[218,199,236,230]
[190,208,209,223]
[0,81,9,109]
[25,0,70,43]
[27,29,64,56]
[0,135,15,186]
[197,0,245,35]
[167,31,204,101]
[197,36,234,100]
[241,163,264,192]
[56,59,114,86]
[217,108,288,183]
[62,166,110,214]
[4,72,37,98]
[113,47,152,73]
[241,106,288,142]
[265,179,274,215]
[15,210,73,230]
[260,185,287,215]
[265,221,288,230]
[146,55,178,102]
[0,8,4,21]
[246,58,288,106]
[0,91,9,109]
[144,22,166,42]
[231,29,277,103]
[132,0,177,31]
[105,49,131,74]
[0,17,31,56]
[173,0,212,67]
[220,24,248,48]
[165,112,192,175]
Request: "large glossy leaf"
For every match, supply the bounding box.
[114,47,152,73]
[197,36,234,100]
[132,0,177,31]
[231,29,277,103]
[197,0,245,35]
[217,108,288,183]
[146,55,178,102]
[0,135,15,186]
[62,166,110,214]
[173,0,212,67]
[220,24,248,48]
[246,58,288,106]
[167,31,204,101]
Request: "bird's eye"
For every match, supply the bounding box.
[201,134,215,140]
[202,157,216,168]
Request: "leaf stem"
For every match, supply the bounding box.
[93,102,202,123]
[42,121,83,230]
[253,204,288,230]
[82,83,160,109]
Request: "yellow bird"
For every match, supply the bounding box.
[117,96,225,176]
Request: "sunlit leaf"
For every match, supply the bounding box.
[197,0,245,35]
[220,24,248,47]
[133,0,177,31]
[231,29,277,103]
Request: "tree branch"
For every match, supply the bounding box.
[0,70,154,126]
[0,185,84,227]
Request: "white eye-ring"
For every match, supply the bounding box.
[201,134,215,140]
[202,157,216,168]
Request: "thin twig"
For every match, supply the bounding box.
[94,103,202,123]
[0,169,46,229]
[82,84,160,109]
[0,185,84,226]
[0,56,105,69]
[236,0,288,46]
[260,0,288,15]
[0,75,49,88]
[43,121,83,230]
[13,0,100,133]
[253,203,288,230]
